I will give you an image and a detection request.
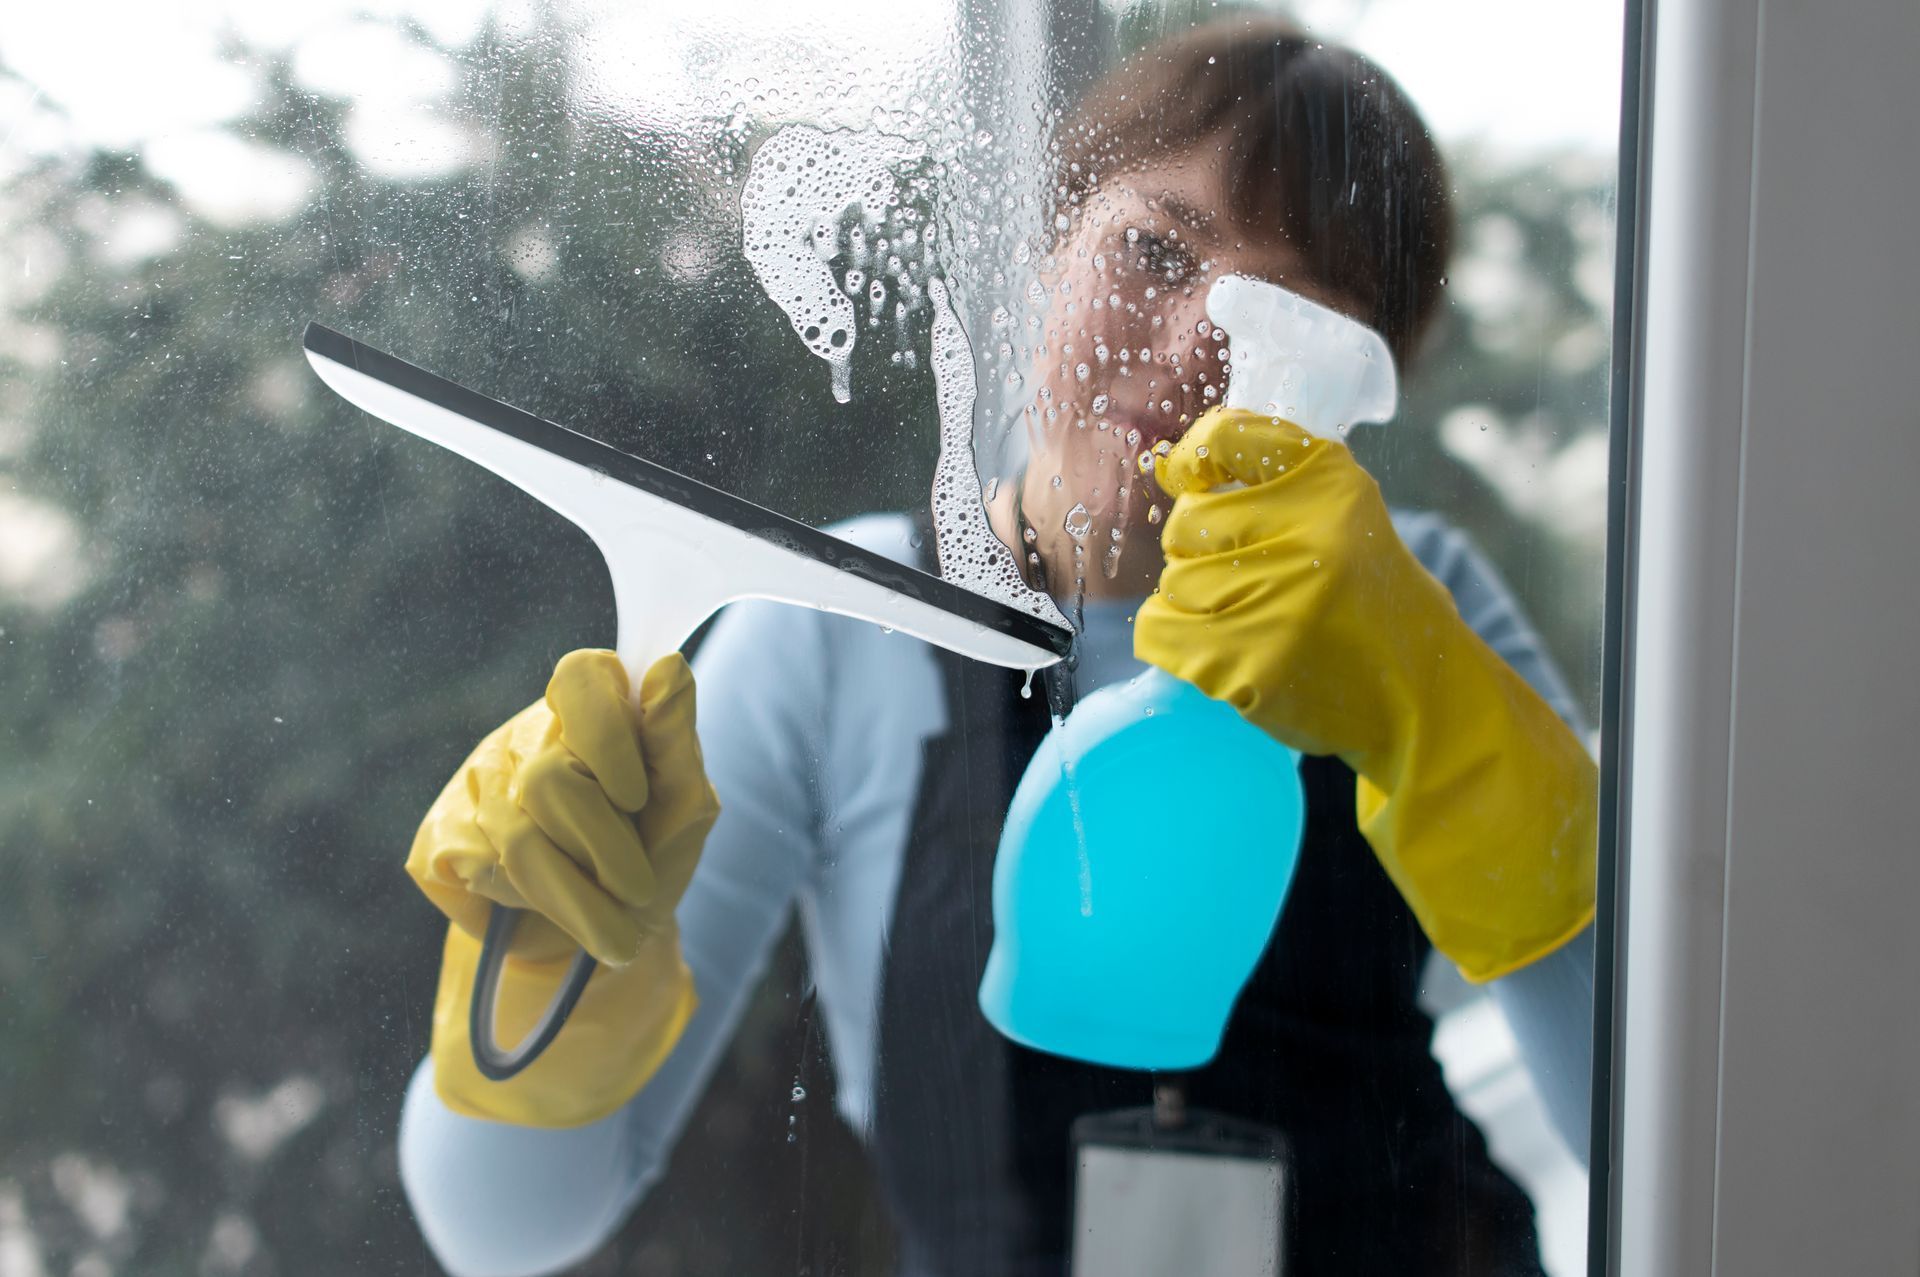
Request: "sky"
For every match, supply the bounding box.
[1297,0,1622,156]
[0,0,1623,194]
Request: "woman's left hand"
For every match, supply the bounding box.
[1135,408,1597,982]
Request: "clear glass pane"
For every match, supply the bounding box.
[0,1,1619,1272]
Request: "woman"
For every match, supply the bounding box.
[398,18,1597,1276]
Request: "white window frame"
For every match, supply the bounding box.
[1606,0,1920,1271]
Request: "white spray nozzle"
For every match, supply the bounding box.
[1205,275,1398,436]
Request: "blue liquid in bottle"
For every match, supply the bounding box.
[977,273,1399,1071]
[977,667,1305,1070]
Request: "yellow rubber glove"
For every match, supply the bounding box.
[1135,408,1596,982]
[406,649,720,1126]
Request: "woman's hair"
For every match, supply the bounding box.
[1057,18,1453,367]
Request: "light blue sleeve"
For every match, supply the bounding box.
[1490,923,1596,1167]
[398,599,831,1277]
[1392,512,1585,731]
[1395,512,1597,1168]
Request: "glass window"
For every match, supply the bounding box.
[0,1,1620,1272]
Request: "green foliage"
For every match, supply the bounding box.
[1365,151,1617,719]
[0,21,918,1274]
[0,12,1610,1274]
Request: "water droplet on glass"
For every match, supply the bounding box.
[1063,503,1093,539]
[1194,445,1209,458]
[1146,503,1163,525]
[791,1085,807,1101]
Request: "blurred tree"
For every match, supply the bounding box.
[0,15,917,1275]
[0,8,1611,1275]
[1366,151,1617,724]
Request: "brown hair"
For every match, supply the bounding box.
[1057,18,1453,367]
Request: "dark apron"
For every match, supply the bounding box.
[872,643,1546,1277]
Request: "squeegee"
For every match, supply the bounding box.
[303,322,1072,1081]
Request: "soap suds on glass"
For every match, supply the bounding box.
[741,125,921,404]
[742,123,1068,630]
[927,276,1073,629]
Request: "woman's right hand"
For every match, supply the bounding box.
[406,649,722,1128]
[407,648,718,965]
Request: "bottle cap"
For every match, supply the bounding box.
[1205,275,1398,435]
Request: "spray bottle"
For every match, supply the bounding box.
[976,275,1398,1070]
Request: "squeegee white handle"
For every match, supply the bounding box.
[305,348,723,1078]
[306,326,1070,1082]
[306,348,729,687]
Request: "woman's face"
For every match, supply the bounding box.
[988,154,1357,603]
